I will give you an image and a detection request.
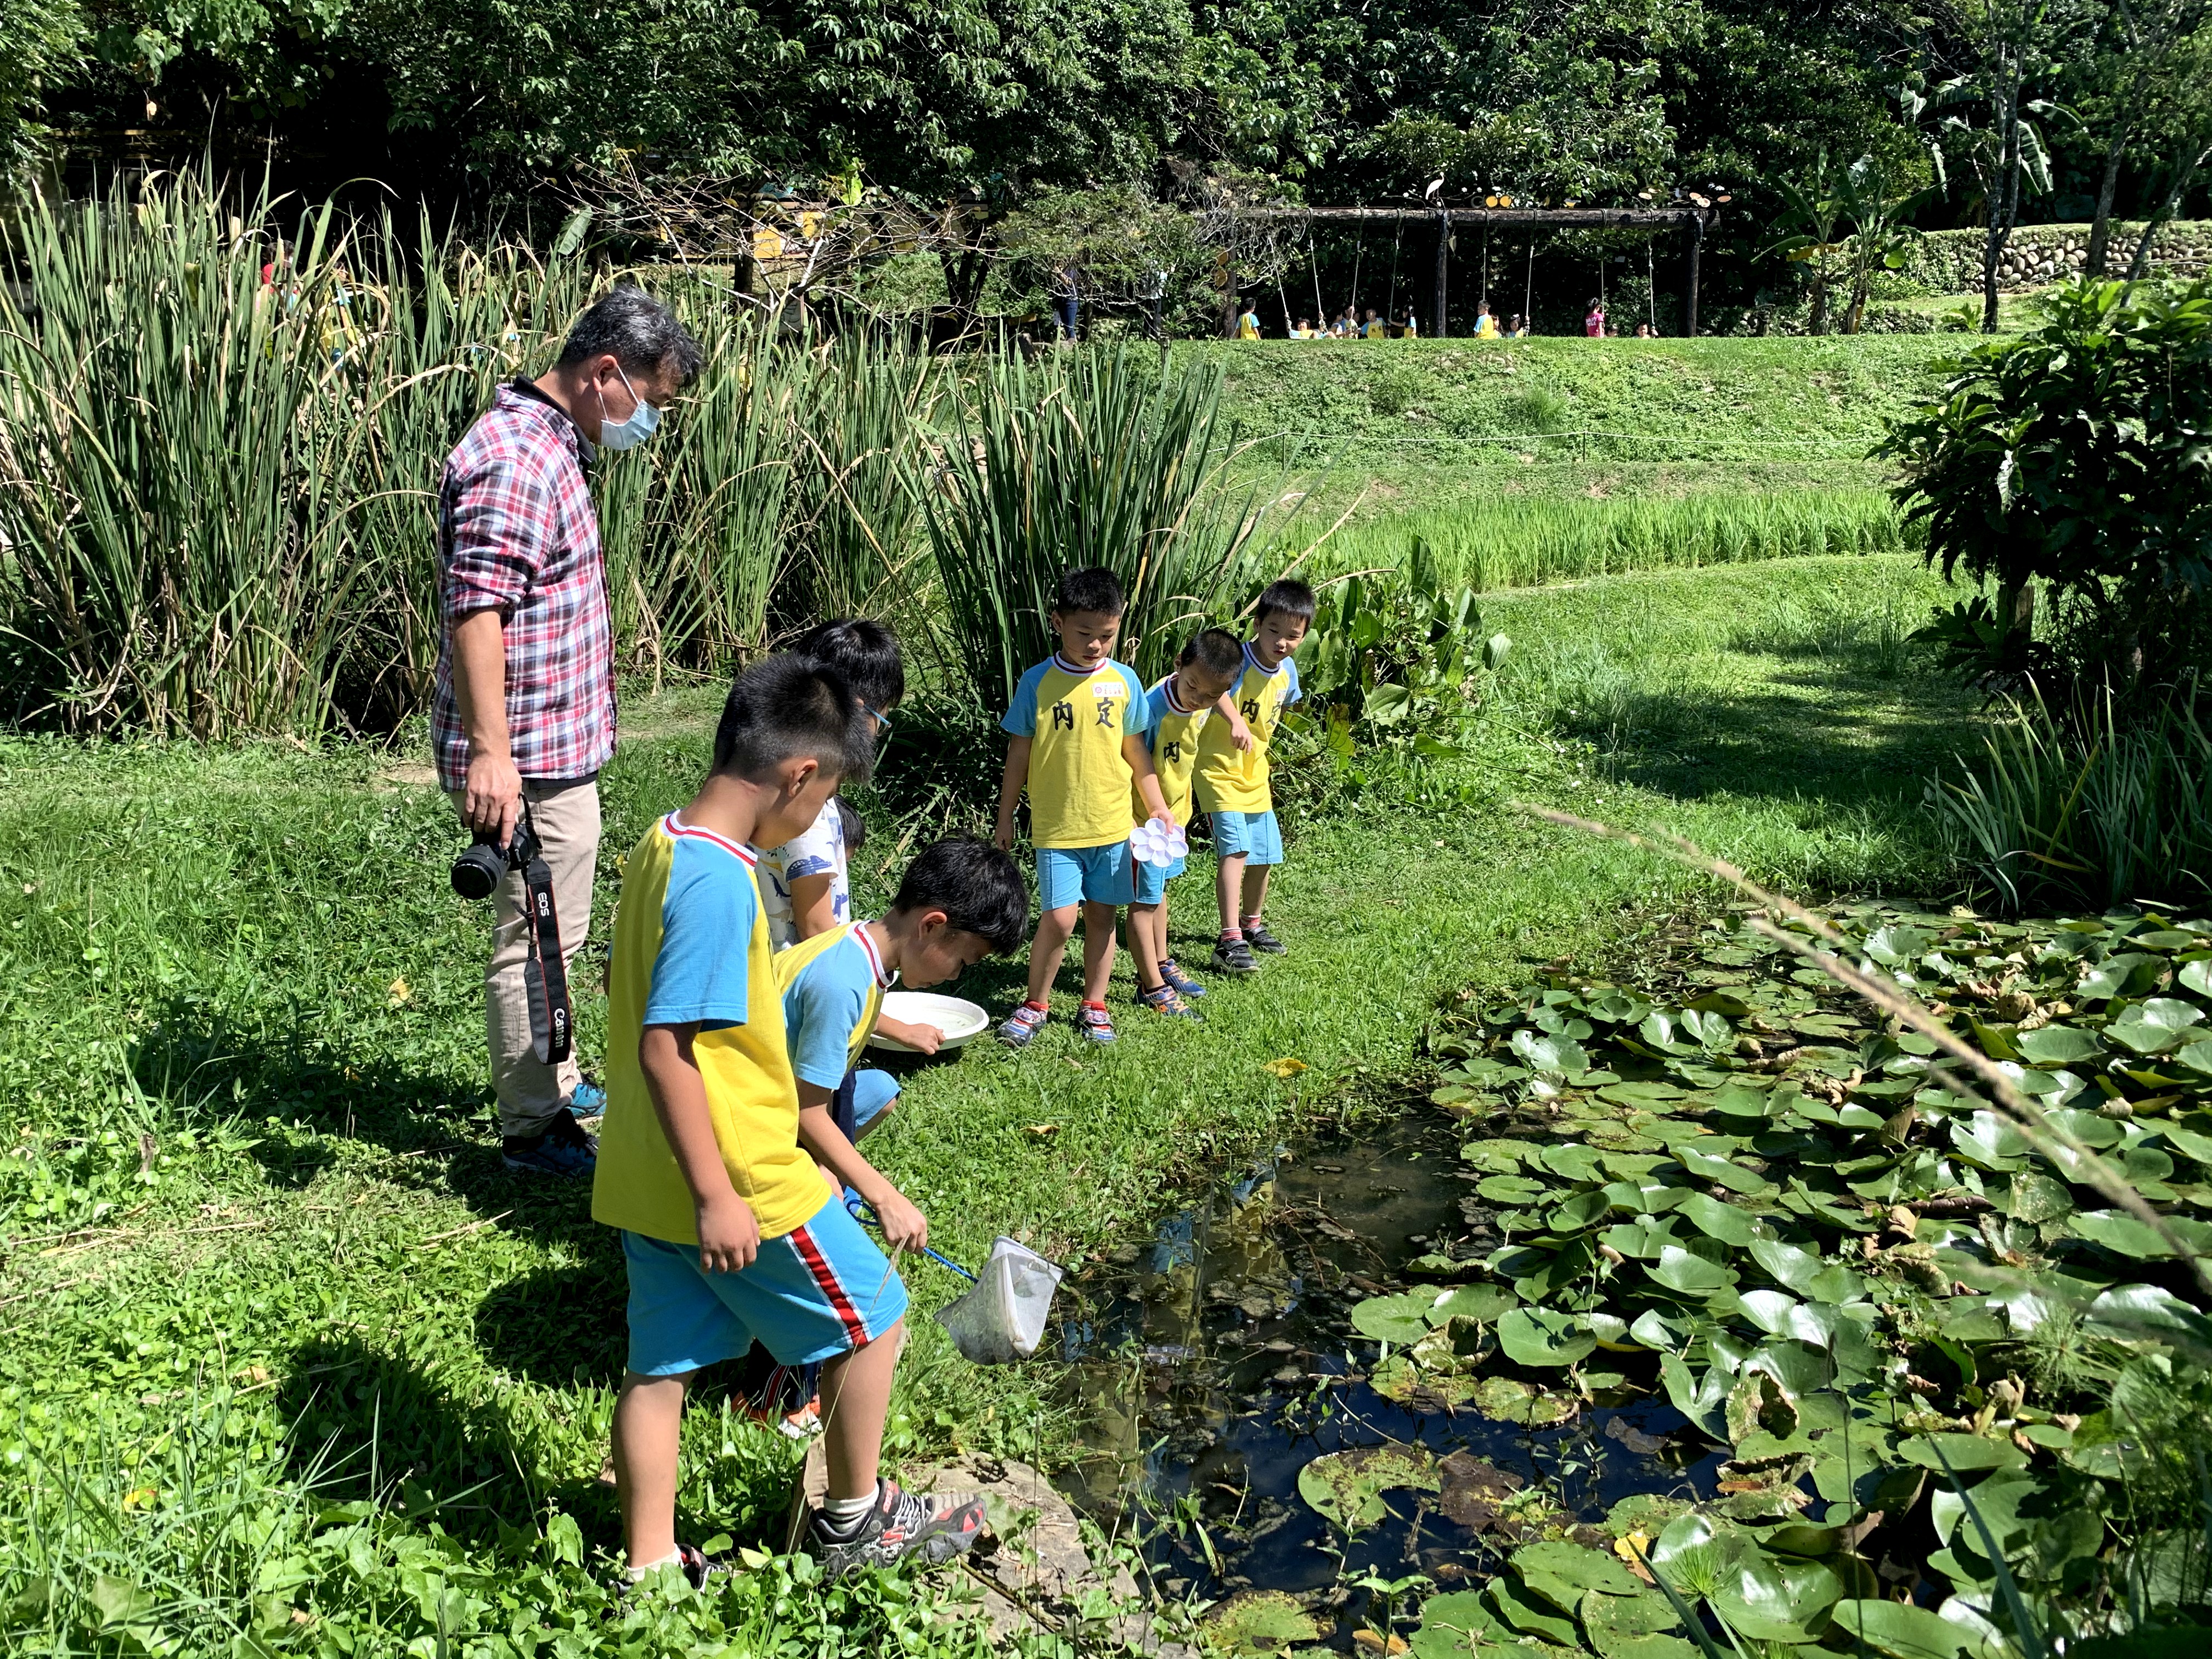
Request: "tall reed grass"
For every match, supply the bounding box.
[1927,684,2212,912]
[0,172,938,736]
[916,345,1273,710]
[1304,488,1915,592]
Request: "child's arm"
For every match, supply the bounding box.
[796,1085,928,1250]
[871,1013,943,1055]
[640,1023,760,1273]
[1123,732,1171,822]
[993,736,1032,850]
[786,873,840,939]
[1214,690,1254,752]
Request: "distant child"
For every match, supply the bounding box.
[592,654,985,1585]
[1127,628,1245,1020]
[1195,579,1314,974]
[1474,299,1499,338]
[1585,298,1606,338]
[1401,311,1419,338]
[1363,307,1386,337]
[1238,304,1262,340]
[992,566,1174,1047]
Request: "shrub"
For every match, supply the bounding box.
[1879,276,2212,692]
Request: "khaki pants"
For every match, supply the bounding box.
[453,777,601,1139]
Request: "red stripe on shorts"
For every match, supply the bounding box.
[789,1224,868,1346]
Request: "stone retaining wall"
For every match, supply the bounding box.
[1895,221,2212,292]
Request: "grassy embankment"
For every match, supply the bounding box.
[1193,335,1959,533]
[0,553,1980,1653]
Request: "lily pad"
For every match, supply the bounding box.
[1430,1283,1518,1324]
[1651,1245,1737,1296]
[1480,1175,1550,1205]
[1498,1307,1599,1368]
[1513,1541,1642,1611]
[1205,1590,1322,1655]
[1746,1237,1825,1295]
[1352,1293,1437,1344]
[1678,1192,1757,1245]
[2105,997,2204,1055]
[1464,1139,1544,1173]
[1408,1590,1504,1658]
[1296,1444,1439,1530]
[1897,1434,2028,1473]
[1514,1029,1591,1076]
[1485,1576,1581,1645]
[1674,1146,1776,1195]
[2014,1023,2103,1065]
[1831,1599,1976,1659]
[2079,953,2160,1001]
[1711,1556,1843,1644]
[1473,1376,1578,1426]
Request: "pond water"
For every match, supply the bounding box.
[1055,1101,1724,1640]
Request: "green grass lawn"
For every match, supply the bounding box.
[0,554,1980,1655]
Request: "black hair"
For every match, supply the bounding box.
[890,838,1029,956]
[711,652,874,786]
[1180,627,1244,678]
[556,284,706,387]
[793,617,904,712]
[836,795,867,856]
[1254,578,1317,628]
[1053,566,1125,617]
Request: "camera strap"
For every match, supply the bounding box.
[520,854,573,1067]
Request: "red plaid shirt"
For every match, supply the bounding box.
[432,380,616,791]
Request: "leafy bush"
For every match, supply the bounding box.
[1880,277,2212,692]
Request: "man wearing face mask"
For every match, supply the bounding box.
[434,284,704,1177]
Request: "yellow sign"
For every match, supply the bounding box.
[752,225,784,261]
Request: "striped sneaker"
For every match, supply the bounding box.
[1076,1002,1119,1044]
[809,1480,986,1581]
[1158,958,1207,997]
[1137,984,1202,1022]
[997,1002,1048,1048]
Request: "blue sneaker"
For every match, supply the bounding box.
[997,1002,1049,1048]
[1158,958,1206,998]
[501,1112,597,1176]
[1076,1002,1118,1044]
[1137,985,1202,1022]
[567,1079,606,1119]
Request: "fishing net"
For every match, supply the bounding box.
[934,1237,1065,1364]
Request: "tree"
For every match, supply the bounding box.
[1878,276,2212,691]
[2121,28,2212,279]
[2071,0,2210,276]
[0,0,83,176]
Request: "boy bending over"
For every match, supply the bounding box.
[1195,580,1314,974]
[592,654,984,1585]
[1127,627,1244,1020]
[992,566,1173,1047]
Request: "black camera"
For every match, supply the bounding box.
[450,804,543,900]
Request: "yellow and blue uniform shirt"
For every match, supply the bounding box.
[1194,644,1303,816]
[591,813,823,1245]
[1003,653,1155,848]
[774,922,890,1091]
[1134,675,1214,829]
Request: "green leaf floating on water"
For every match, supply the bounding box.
[1408,1589,1502,1658]
[1651,1245,1737,1296]
[1512,1541,1641,1611]
[2083,1282,2212,1347]
[2078,952,2159,1001]
[1513,1029,1590,1076]
[1898,1433,2028,1472]
[1831,1599,1978,1659]
[1863,924,1937,965]
[2013,1022,2103,1065]
[1711,1556,1844,1644]
[1295,1443,1438,1529]
[1580,1587,1688,1659]
[1678,1192,1757,1245]
[1430,1283,1517,1323]
[2105,997,2204,1055]
[1674,1146,1775,1195]
[1473,1375,1578,1425]
[1350,1293,1435,1343]
[1479,1174,1548,1205]
[2069,1209,2212,1259]
[1498,1307,1599,1367]
[1204,1589,1322,1654]
[1485,1575,1581,1645]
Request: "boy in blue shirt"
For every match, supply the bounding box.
[1128,627,1245,1020]
[992,567,1175,1047]
[592,654,986,1586]
[1194,579,1315,974]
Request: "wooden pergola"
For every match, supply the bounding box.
[1229,204,1721,337]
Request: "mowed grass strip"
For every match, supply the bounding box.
[0,554,1978,1635]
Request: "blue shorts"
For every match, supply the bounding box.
[621,1197,909,1376]
[1037,840,1133,910]
[1133,853,1186,906]
[851,1068,899,1137]
[1211,809,1284,866]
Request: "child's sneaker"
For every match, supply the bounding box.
[1136,985,1202,1022]
[617,1542,730,1597]
[997,1002,1049,1047]
[501,1110,597,1177]
[1211,934,1261,975]
[809,1480,986,1581]
[1242,919,1287,956]
[741,1365,822,1438]
[1158,958,1207,998]
[1076,1001,1118,1043]
[566,1079,607,1121]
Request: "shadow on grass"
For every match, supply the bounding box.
[128,1000,596,1238]
[276,1338,619,1547]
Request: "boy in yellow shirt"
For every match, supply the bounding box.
[992,566,1175,1047]
[592,654,985,1585]
[1195,579,1315,974]
[1127,628,1245,1020]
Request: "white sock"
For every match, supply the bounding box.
[822,1486,879,1531]
[625,1548,681,1582]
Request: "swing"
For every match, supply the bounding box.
[1346,216,1366,330]
[1384,216,1404,333]
[1308,227,1326,334]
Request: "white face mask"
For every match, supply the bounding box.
[598,363,660,452]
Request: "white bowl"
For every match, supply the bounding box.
[868,990,991,1052]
